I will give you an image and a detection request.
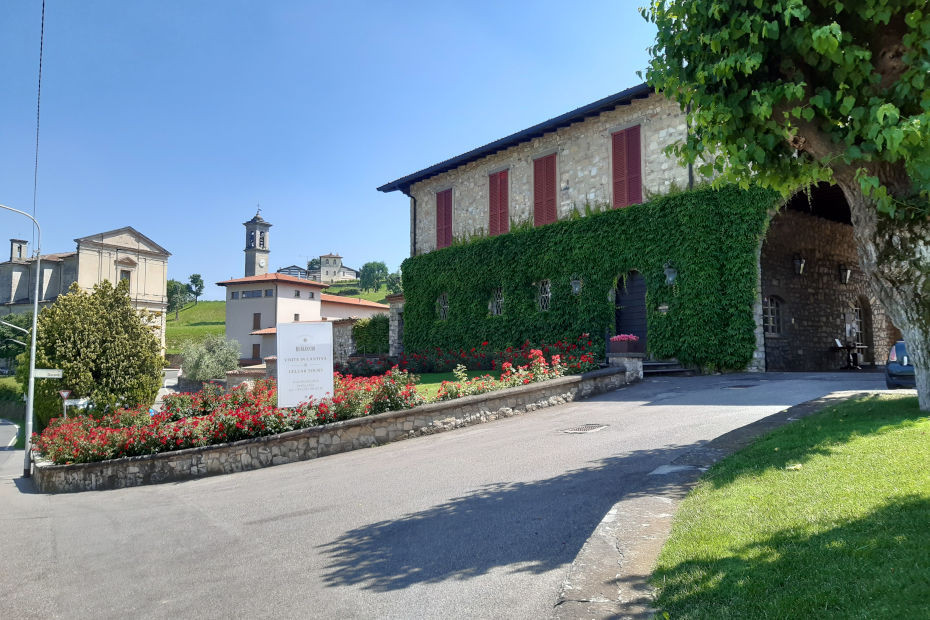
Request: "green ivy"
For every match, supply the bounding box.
[401,185,777,370]
[352,315,389,355]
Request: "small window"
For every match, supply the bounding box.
[308,291,315,299]
[538,280,551,311]
[242,289,263,299]
[265,289,274,297]
[436,188,453,249]
[294,290,300,298]
[762,296,782,334]
[253,313,261,330]
[252,343,261,359]
[248,231,255,248]
[259,231,266,249]
[437,293,449,320]
[294,313,300,322]
[231,291,239,300]
[489,287,503,316]
[120,269,131,284]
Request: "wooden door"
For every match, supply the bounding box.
[616,272,647,351]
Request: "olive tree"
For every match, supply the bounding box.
[642,0,930,409]
[17,280,163,430]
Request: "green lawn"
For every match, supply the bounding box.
[164,301,226,355]
[652,393,930,618]
[415,370,501,400]
[325,280,392,304]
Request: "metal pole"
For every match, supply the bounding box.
[1,204,41,477]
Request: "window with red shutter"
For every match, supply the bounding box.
[533,154,557,226]
[612,125,642,208]
[436,189,453,249]
[489,170,509,236]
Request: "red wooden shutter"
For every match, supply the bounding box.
[626,125,642,205]
[612,126,642,208]
[489,170,509,236]
[498,170,509,234]
[436,189,452,249]
[534,154,557,226]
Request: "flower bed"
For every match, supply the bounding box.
[32,350,567,466]
[398,334,601,374]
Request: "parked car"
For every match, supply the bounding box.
[885,341,916,389]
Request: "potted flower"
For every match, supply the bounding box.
[609,333,644,354]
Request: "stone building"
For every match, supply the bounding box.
[307,253,359,284]
[220,213,387,362]
[378,83,898,371]
[0,227,170,347]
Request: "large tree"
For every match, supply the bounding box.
[167,279,192,319]
[359,261,389,292]
[187,273,205,305]
[17,280,163,430]
[642,0,930,409]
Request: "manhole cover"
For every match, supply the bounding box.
[563,424,608,434]
[725,384,758,389]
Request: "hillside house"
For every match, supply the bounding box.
[378,83,899,371]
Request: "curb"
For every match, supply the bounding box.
[552,389,878,620]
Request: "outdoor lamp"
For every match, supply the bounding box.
[570,276,582,295]
[663,262,677,285]
[839,264,852,284]
[793,254,806,275]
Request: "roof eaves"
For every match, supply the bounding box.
[377,83,653,195]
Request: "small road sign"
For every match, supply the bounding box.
[64,398,90,408]
[35,368,63,379]
[59,390,72,400]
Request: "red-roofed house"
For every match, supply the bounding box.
[218,213,388,362]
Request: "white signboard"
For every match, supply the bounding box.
[35,368,63,379]
[276,322,334,408]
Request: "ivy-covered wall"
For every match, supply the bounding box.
[400,185,779,370]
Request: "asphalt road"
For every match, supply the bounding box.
[0,372,885,619]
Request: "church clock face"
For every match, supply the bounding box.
[259,258,266,268]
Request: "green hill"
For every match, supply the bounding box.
[165,301,226,355]
[324,280,392,304]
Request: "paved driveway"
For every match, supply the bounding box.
[0,372,884,619]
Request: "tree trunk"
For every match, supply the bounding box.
[835,177,930,411]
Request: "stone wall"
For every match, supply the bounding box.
[760,209,898,370]
[32,366,632,493]
[332,318,357,364]
[409,92,690,255]
[387,294,405,356]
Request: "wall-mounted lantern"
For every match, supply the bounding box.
[793,254,806,275]
[838,264,852,284]
[570,276,583,295]
[663,262,678,285]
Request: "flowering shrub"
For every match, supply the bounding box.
[33,349,579,466]
[610,334,639,342]
[399,334,600,374]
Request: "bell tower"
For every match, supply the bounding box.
[244,207,271,277]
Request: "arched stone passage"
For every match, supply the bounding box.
[759,184,898,371]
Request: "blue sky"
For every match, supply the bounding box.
[1,1,656,300]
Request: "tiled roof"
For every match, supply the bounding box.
[216,273,328,287]
[320,293,388,309]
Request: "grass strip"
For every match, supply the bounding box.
[652,393,930,618]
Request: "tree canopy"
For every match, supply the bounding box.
[17,280,163,430]
[187,273,205,304]
[167,279,192,319]
[642,0,930,217]
[359,261,389,291]
[0,312,31,366]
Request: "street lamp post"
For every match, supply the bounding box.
[0,204,42,477]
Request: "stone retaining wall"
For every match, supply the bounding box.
[32,366,630,493]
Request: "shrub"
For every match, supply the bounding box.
[17,280,163,431]
[337,287,361,296]
[353,315,389,355]
[181,335,240,382]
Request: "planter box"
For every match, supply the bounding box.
[608,340,644,354]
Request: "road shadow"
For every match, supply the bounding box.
[652,495,930,617]
[319,445,696,592]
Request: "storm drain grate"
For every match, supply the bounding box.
[563,424,608,434]
[725,384,758,389]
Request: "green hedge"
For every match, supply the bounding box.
[353,315,389,355]
[400,185,777,370]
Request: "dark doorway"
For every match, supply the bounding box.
[616,271,647,351]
